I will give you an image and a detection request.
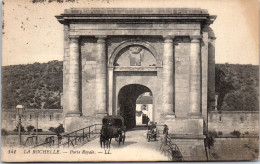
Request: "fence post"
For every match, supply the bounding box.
[68,136,70,148]
[58,137,60,148]
[34,136,36,147]
[83,129,85,141]
[75,132,77,145]
[89,127,91,138]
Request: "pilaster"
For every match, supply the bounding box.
[67,36,81,117]
[95,36,108,116]
[189,36,202,118]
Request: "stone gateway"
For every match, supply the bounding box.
[56,8,216,158]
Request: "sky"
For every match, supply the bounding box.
[1,0,259,66]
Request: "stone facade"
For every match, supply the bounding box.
[56,8,217,139]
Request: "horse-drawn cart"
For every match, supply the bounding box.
[100,115,126,147]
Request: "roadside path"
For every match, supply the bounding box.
[79,128,169,161]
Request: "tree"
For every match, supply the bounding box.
[1,129,8,136]
[14,124,25,132]
[215,67,235,111]
[48,124,64,136]
[26,125,35,133]
[48,127,55,132]
[215,64,259,111]
[2,61,63,109]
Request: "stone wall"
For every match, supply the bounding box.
[208,111,259,135]
[173,138,207,161]
[209,138,259,161]
[1,109,63,131]
[2,109,258,135]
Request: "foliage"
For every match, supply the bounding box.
[215,66,235,110]
[26,125,35,133]
[230,130,241,138]
[217,131,223,135]
[215,64,259,111]
[48,124,64,135]
[206,130,218,148]
[48,127,55,133]
[14,124,26,132]
[2,60,63,109]
[208,130,218,138]
[1,129,8,136]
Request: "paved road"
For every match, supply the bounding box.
[79,127,169,161]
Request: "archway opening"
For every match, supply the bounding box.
[118,84,153,129]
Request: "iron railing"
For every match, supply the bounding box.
[24,136,38,147]
[58,124,102,148]
[29,124,102,149]
[33,136,55,148]
[159,135,184,161]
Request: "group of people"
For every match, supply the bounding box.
[147,121,169,145]
[148,121,158,135]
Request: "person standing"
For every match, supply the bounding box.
[163,124,169,145]
[146,116,150,128]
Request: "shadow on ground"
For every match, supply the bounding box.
[127,126,149,131]
[110,141,137,148]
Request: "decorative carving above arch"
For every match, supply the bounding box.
[108,40,162,67]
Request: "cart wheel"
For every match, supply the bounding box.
[100,136,103,148]
[117,138,120,146]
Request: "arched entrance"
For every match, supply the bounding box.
[118,84,153,129]
[107,39,161,124]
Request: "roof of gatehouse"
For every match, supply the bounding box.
[56,8,217,24]
[64,8,209,15]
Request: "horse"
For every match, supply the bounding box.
[100,122,116,154]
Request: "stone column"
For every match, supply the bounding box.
[162,36,175,115]
[67,36,81,116]
[96,36,107,115]
[189,36,202,117]
[62,24,69,119]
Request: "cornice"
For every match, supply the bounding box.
[56,8,216,25]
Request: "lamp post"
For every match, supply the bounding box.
[16,105,25,146]
[36,112,38,144]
